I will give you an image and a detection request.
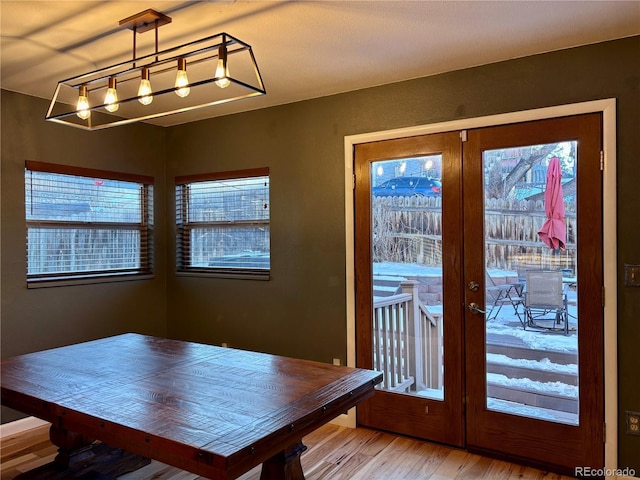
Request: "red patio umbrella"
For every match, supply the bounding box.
[537,156,566,250]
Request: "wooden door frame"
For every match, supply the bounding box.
[343,99,618,469]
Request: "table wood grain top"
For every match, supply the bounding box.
[1,333,382,479]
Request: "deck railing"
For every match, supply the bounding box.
[372,280,443,393]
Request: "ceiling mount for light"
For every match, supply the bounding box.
[45,9,266,130]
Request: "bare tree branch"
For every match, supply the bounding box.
[502,143,560,195]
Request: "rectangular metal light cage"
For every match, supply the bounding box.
[46,33,265,130]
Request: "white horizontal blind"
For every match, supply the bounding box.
[25,162,153,282]
[176,168,270,275]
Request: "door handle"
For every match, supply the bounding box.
[468,302,486,315]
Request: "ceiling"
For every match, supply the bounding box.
[2,1,639,127]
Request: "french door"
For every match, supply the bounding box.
[355,132,464,447]
[354,113,604,474]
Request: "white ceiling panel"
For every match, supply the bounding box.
[2,0,638,126]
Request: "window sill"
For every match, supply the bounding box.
[176,269,270,281]
[27,273,155,289]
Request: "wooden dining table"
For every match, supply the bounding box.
[1,333,383,479]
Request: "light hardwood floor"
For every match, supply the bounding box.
[1,423,575,479]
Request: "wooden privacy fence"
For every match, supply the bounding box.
[26,228,141,274]
[372,281,443,393]
[372,196,577,273]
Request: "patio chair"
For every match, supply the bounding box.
[486,272,524,323]
[523,270,569,335]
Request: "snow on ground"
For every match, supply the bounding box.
[487,398,578,425]
[375,262,582,424]
[487,373,578,398]
[415,388,444,401]
[375,262,579,353]
[374,274,408,281]
[487,305,578,353]
[487,353,577,374]
[374,262,443,277]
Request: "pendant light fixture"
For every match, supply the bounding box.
[137,67,153,105]
[174,57,190,97]
[104,77,119,112]
[46,9,265,130]
[215,43,231,89]
[76,85,90,120]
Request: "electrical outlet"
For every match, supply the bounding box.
[626,411,640,436]
[624,264,640,287]
[332,358,341,366]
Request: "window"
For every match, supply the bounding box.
[175,168,270,278]
[25,161,154,284]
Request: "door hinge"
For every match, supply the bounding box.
[600,151,604,171]
[602,286,605,307]
[460,130,468,142]
[353,173,356,190]
[603,422,606,443]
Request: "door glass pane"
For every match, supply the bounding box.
[483,142,578,425]
[371,156,444,401]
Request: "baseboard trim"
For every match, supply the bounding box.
[329,411,354,428]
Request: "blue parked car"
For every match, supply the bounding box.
[372,177,442,197]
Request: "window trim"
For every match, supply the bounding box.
[26,161,154,185]
[175,167,270,280]
[25,161,154,286]
[175,167,268,185]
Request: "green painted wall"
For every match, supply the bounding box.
[1,36,638,469]
[0,90,169,421]
[165,37,639,470]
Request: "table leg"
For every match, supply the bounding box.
[260,441,308,480]
[49,424,96,468]
[13,425,150,480]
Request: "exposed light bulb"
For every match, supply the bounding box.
[175,58,190,98]
[215,44,230,89]
[76,85,90,120]
[138,68,153,105]
[104,77,119,112]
